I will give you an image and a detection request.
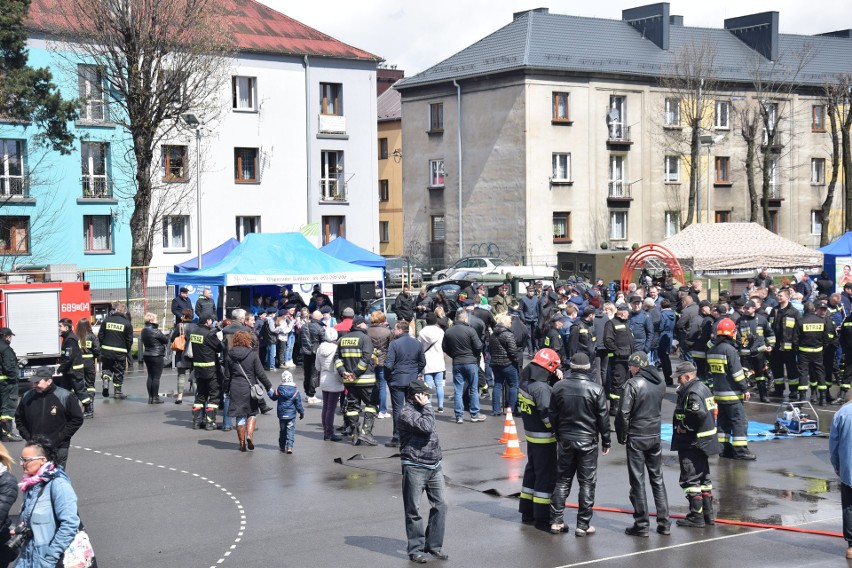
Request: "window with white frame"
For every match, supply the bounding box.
[236,216,261,241]
[84,215,112,253]
[429,159,445,187]
[715,101,730,129]
[232,76,257,111]
[77,64,108,121]
[664,211,680,237]
[610,211,627,240]
[811,210,823,235]
[769,157,780,193]
[0,140,24,197]
[764,102,779,143]
[552,153,571,182]
[608,96,627,139]
[609,155,626,196]
[811,158,826,185]
[81,142,109,197]
[664,156,680,183]
[664,98,680,126]
[320,150,344,200]
[163,215,190,251]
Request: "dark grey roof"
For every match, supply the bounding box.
[377,84,401,121]
[396,9,852,90]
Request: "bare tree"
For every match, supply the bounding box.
[818,75,852,245]
[47,0,233,296]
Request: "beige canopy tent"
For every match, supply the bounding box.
[659,223,823,276]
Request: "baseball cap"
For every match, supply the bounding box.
[0,328,14,337]
[179,287,189,293]
[342,307,355,317]
[407,378,432,397]
[616,302,629,311]
[815,299,828,309]
[628,351,649,368]
[265,307,277,315]
[743,300,757,309]
[629,295,642,303]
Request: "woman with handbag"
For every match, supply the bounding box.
[13,437,86,568]
[0,442,18,567]
[141,313,169,404]
[223,331,272,452]
[169,309,195,405]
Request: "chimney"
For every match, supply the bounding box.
[816,29,852,39]
[724,11,779,61]
[669,15,683,26]
[513,7,548,21]
[623,3,671,50]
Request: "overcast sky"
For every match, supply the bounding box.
[259,1,848,76]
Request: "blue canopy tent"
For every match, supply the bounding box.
[319,237,386,268]
[819,232,852,293]
[172,238,240,273]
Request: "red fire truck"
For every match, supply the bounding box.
[0,281,92,379]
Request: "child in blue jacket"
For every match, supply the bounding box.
[269,370,305,453]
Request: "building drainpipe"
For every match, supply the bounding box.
[304,56,312,226]
[453,79,463,259]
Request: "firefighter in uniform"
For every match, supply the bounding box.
[770,288,800,399]
[568,306,598,381]
[335,316,379,446]
[0,328,20,441]
[736,300,775,403]
[76,318,100,418]
[190,315,224,430]
[517,348,561,527]
[818,300,838,405]
[97,302,134,399]
[671,361,722,528]
[708,318,756,460]
[542,314,568,373]
[603,302,634,415]
[57,318,91,415]
[795,301,830,405]
[691,301,715,386]
[837,307,852,404]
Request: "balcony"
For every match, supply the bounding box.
[318,114,346,136]
[319,175,348,203]
[81,176,113,199]
[768,183,783,201]
[607,124,632,146]
[0,176,29,199]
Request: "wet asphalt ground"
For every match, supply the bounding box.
[29,361,850,567]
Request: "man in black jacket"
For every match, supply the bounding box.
[394,286,416,334]
[616,351,670,537]
[604,303,634,415]
[0,328,20,441]
[171,287,193,325]
[57,318,91,416]
[442,310,483,423]
[97,302,134,400]
[191,315,224,430]
[549,353,611,537]
[15,367,84,469]
[194,287,217,324]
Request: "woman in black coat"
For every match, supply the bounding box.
[224,331,272,452]
[0,442,18,567]
[141,312,169,404]
[169,309,195,404]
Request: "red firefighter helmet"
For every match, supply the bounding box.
[716,317,736,338]
[532,348,561,373]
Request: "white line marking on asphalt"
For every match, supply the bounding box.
[73,445,243,566]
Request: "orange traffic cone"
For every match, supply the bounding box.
[501,420,525,459]
[499,407,517,444]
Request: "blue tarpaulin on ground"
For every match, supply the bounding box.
[319,237,386,268]
[172,238,240,273]
[660,421,822,443]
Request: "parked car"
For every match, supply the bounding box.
[384,257,423,288]
[432,257,506,281]
[366,296,458,328]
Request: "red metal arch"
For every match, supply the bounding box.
[620,244,684,294]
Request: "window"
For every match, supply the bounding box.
[769,157,780,195]
[811,158,826,185]
[608,96,627,139]
[321,150,345,200]
[236,216,261,241]
[0,216,29,254]
[429,159,444,188]
[552,212,571,242]
[715,101,730,129]
[430,215,445,242]
[232,76,256,111]
[379,221,390,243]
[715,211,730,223]
[81,142,109,197]
[768,210,779,234]
[320,83,342,116]
[378,138,388,160]
[715,157,731,184]
[664,98,680,127]
[0,140,24,197]
[322,215,344,245]
[379,179,389,202]
[77,64,107,121]
[552,92,570,122]
[663,156,680,183]
[84,215,112,253]
[552,153,571,182]
[812,105,826,132]
[163,216,190,251]
[161,145,187,181]
[610,211,627,240]
[664,211,680,238]
[811,210,823,235]
[609,155,626,197]
[764,102,779,143]
[429,103,443,132]
[234,148,258,183]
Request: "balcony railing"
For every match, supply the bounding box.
[318,114,346,134]
[608,181,631,199]
[769,183,782,199]
[0,176,28,198]
[319,175,347,202]
[81,176,112,198]
[607,124,631,143]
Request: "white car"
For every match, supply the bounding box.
[433,257,506,281]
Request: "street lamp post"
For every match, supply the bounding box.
[181,114,203,269]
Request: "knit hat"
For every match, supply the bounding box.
[570,353,591,370]
[281,370,295,385]
[628,351,649,368]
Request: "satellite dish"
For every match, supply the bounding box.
[607,108,620,122]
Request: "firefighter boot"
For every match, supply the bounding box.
[101,372,112,398]
[236,425,246,452]
[245,417,256,451]
[833,389,848,406]
[83,402,94,419]
[358,413,378,447]
[204,409,217,431]
[819,390,826,407]
[702,492,716,525]
[349,415,360,446]
[676,494,705,528]
[810,387,818,404]
[191,408,204,430]
[1,422,20,442]
[757,381,769,403]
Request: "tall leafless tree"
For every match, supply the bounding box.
[818,75,852,245]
